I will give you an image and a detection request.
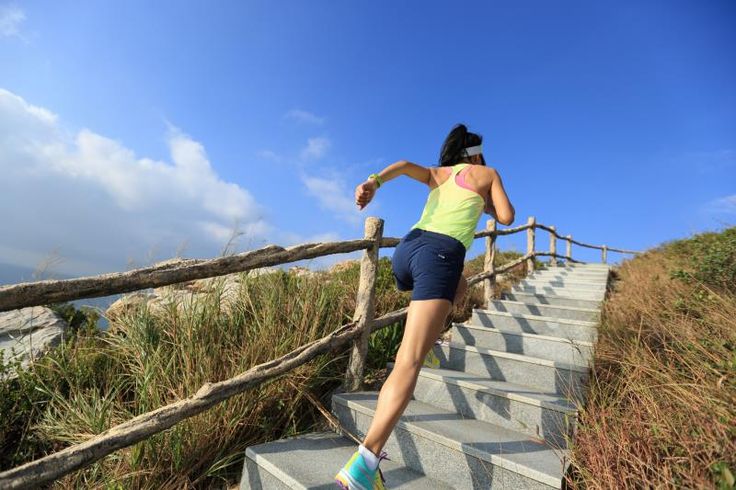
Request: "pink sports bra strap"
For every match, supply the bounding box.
[454,164,485,200]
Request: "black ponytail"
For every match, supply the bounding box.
[438,123,483,167]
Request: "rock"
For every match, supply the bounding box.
[105,273,246,328]
[246,267,282,278]
[106,292,156,324]
[0,306,68,373]
[190,273,243,293]
[288,266,320,278]
[329,259,360,274]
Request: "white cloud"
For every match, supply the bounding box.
[705,195,736,215]
[301,174,367,227]
[300,137,330,160]
[0,88,273,275]
[0,4,24,38]
[257,149,282,162]
[285,109,325,125]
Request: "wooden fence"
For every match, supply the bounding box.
[0,216,639,489]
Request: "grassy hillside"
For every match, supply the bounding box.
[0,249,523,488]
[569,227,736,489]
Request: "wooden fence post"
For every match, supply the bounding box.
[566,235,572,262]
[526,216,536,273]
[484,219,497,308]
[602,245,608,263]
[549,226,557,266]
[345,216,383,392]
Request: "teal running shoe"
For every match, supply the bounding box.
[334,448,390,489]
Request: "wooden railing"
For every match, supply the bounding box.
[0,216,638,489]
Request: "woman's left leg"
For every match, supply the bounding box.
[360,297,453,456]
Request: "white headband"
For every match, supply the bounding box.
[462,145,483,157]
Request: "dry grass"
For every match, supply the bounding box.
[568,229,736,489]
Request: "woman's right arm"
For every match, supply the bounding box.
[355,160,430,210]
[487,168,515,225]
[374,160,430,185]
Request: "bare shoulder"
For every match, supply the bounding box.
[401,161,432,185]
[469,165,498,184]
[482,166,501,180]
[428,165,450,177]
[427,165,452,188]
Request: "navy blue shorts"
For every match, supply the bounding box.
[391,228,467,303]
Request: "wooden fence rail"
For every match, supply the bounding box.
[0,216,638,489]
[0,221,628,314]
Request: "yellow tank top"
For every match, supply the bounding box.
[411,163,485,250]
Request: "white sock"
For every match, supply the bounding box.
[358,444,379,470]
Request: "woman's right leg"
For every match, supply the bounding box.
[360,297,453,457]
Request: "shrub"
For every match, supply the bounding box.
[667,226,736,294]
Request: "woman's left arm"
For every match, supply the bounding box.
[355,160,429,210]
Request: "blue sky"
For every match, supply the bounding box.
[0,0,734,279]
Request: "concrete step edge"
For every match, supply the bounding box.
[531,270,610,274]
[541,268,610,273]
[532,267,610,272]
[545,263,610,267]
[512,285,606,296]
[527,276,610,281]
[521,280,608,288]
[519,277,608,290]
[245,446,304,489]
[389,362,578,414]
[333,394,568,488]
[550,263,610,267]
[469,310,598,327]
[505,292,602,305]
[480,299,599,314]
[244,432,454,489]
[446,342,590,374]
[456,322,596,347]
[540,268,610,272]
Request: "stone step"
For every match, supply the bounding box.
[453,321,594,365]
[533,265,610,273]
[527,270,610,281]
[387,362,577,448]
[482,300,599,322]
[537,270,608,277]
[503,292,602,310]
[526,278,608,287]
[543,264,610,272]
[520,279,607,291]
[468,310,597,343]
[511,285,605,300]
[332,392,568,489]
[519,278,607,291]
[241,431,453,489]
[432,343,589,400]
[548,261,609,266]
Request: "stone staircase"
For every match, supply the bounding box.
[241,263,610,489]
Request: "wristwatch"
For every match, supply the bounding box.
[368,173,384,188]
